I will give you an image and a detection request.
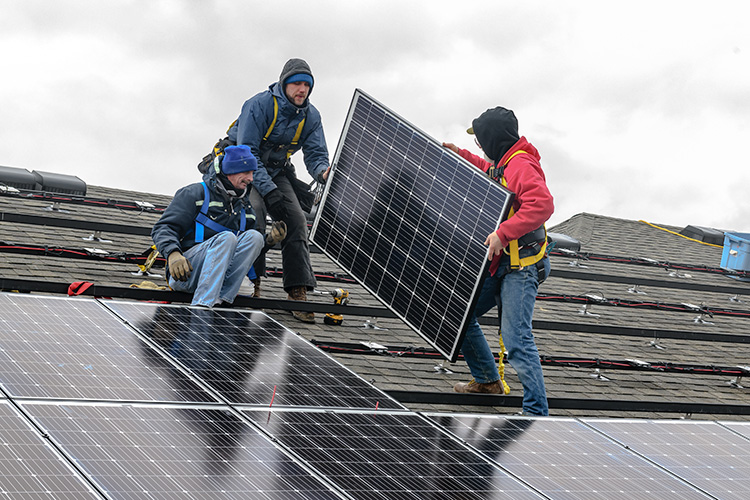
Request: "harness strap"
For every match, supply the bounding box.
[287,118,305,159]
[263,97,279,141]
[493,150,548,270]
[262,96,306,159]
[194,182,246,243]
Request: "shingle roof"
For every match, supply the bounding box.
[2,183,750,421]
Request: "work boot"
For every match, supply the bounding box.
[453,379,503,394]
[251,277,262,298]
[288,286,315,323]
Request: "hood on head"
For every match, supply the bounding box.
[279,58,314,100]
[468,107,520,164]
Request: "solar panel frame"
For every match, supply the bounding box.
[0,401,102,499]
[22,401,344,500]
[243,408,543,499]
[0,293,217,404]
[311,89,515,361]
[428,413,713,500]
[584,418,750,500]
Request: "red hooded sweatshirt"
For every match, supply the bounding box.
[457,137,554,275]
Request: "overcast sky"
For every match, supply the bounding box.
[2,0,749,230]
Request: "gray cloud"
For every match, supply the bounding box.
[1,0,748,232]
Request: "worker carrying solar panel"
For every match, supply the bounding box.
[442,106,554,416]
[152,145,287,308]
[197,58,331,323]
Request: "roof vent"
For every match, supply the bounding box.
[31,170,87,196]
[0,165,37,190]
[679,225,724,246]
[548,232,581,252]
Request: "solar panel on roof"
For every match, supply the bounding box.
[0,294,214,403]
[0,401,101,499]
[244,409,541,499]
[311,90,514,361]
[584,419,750,500]
[430,414,711,500]
[104,301,404,410]
[23,402,341,499]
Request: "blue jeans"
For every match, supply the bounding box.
[460,256,550,416]
[169,230,264,307]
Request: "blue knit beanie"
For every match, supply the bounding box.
[284,73,314,87]
[221,145,257,174]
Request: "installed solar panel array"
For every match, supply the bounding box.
[2,292,750,499]
[311,90,514,361]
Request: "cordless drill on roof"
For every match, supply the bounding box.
[324,288,349,326]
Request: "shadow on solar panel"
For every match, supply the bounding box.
[311,89,514,361]
[105,301,404,411]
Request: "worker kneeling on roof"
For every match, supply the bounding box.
[152,145,287,307]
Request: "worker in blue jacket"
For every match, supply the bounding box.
[227,58,331,323]
[152,145,286,307]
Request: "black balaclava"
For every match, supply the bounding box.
[278,58,314,104]
[471,107,520,167]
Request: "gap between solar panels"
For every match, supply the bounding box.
[311,89,515,362]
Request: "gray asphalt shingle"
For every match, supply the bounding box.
[1,186,749,420]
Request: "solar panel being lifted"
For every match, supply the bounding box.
[311,90,514,361]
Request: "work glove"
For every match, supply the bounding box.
[265,221,287,246]
[264,189,288,220]
[167,251,192,281]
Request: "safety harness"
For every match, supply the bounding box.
[197,95,306,173]
[487,150,548,272]
[193,181,246,243]
[192,180,258,280]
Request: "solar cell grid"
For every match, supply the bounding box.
[244,409,542,499]
[23,402,341,499]
[312,90,514,361]
[0,401,101,499]
[584,419,750,500]
[0,293,214,403]
[105,301,404,410]
[430,414,711,500]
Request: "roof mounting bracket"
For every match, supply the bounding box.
[728,375,744,389]
[433,361,454,374]
[649,334,666,349]
[589,368,610,381]
[693,314,714,325]
[43,201,68,213]
[578,303,600,317]
[359,341,387,353]
[361,318,387,330]
[667,267,692,279]
[627,284,647,294]
[83,230,113,243]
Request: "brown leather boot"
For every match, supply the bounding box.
[251,277,261,298]
[287,286,315,323]
[453,379,503,394]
